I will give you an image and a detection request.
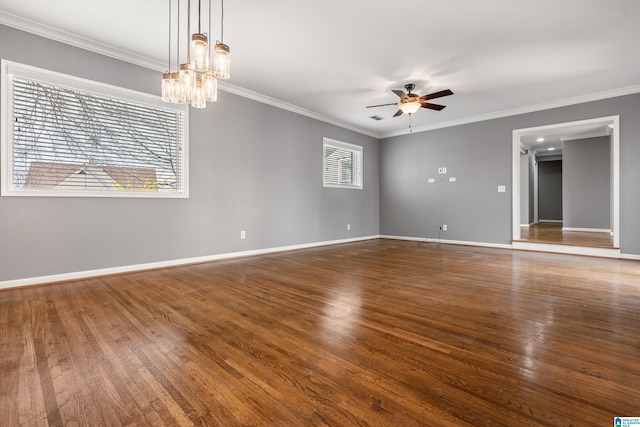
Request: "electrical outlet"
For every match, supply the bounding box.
[449,177,456,182]
[443,224,448,231]
[442,167,447,174]
[498,185,506,193]
[428,178,435,183]
[240,230,246,239]
[347,224,351,230]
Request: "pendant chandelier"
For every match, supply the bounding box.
[162,0,231,108]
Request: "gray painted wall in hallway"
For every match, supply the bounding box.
[537,160,563,221]
[380,92,640,255]
[563,136,611,229]
[0,25,379,282]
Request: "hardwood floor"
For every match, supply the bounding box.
[1,239,640,426]
[519,222,614,248]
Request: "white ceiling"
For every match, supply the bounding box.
[1,0,639,138]
[519,121,613,155]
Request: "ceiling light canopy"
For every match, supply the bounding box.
[161,0,230,108]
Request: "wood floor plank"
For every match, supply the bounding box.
[2,239,640,426]
[519,222,614,248]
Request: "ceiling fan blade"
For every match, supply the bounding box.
[419,89,454,101]
[393,109,404,117]
[365,102,398,108]
[392,89,408,100]
[421,102,446,111]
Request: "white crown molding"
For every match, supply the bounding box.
[3,10,640,141]
[0,11,379,139]
[218,81,379,138]
[381,85,640,139]
[0,10,165,71]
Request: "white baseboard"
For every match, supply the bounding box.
[3,234,637,290]
[539,220,563,223]
[0,235,379,290]
[512,241,621,258]
[380,235,512,250]
[562,227,611,233]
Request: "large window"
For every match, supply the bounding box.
[323,138,362,189]
[1,61,188,198]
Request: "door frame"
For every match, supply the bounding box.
[512,115,620,248]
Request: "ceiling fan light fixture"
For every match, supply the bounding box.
[399,100,421,115]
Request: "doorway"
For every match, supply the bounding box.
[511,116,620,256]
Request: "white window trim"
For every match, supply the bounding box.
[1,60,189,198]
[323,137,363,190]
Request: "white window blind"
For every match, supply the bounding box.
[1,61,188,197]
[323,138,363,189]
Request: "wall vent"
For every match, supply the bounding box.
[369,115,384,121]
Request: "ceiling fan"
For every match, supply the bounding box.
[366,84,453,117]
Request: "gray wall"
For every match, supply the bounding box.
[379,121,512,244]
[537,160,563,221]
[563,136,611,230]
[0,24,379,283]
[380,93,640,254]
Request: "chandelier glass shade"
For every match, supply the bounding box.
[162,0,230,108]
[190,33,209,72]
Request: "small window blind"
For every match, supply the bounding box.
[1,61,188,197]
[323,138,363,189]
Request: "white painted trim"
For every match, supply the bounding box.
[562,227,611,233]
[3,235,637,289]
[0,11,165,71]
[520,224,530,228]
[4,10,640,141]
[219,82,379,138]
[512,131,521,241]
[0,11,379,140]
[512,241,621,258]
[382,86,640,138]
[379,235,512,250]
[539,220,563,223]
[512,116,620,249]
[1,60,189,198]
[0,235,379,290]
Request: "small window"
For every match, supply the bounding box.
[323,138,362,189]
[1,61,188,198]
